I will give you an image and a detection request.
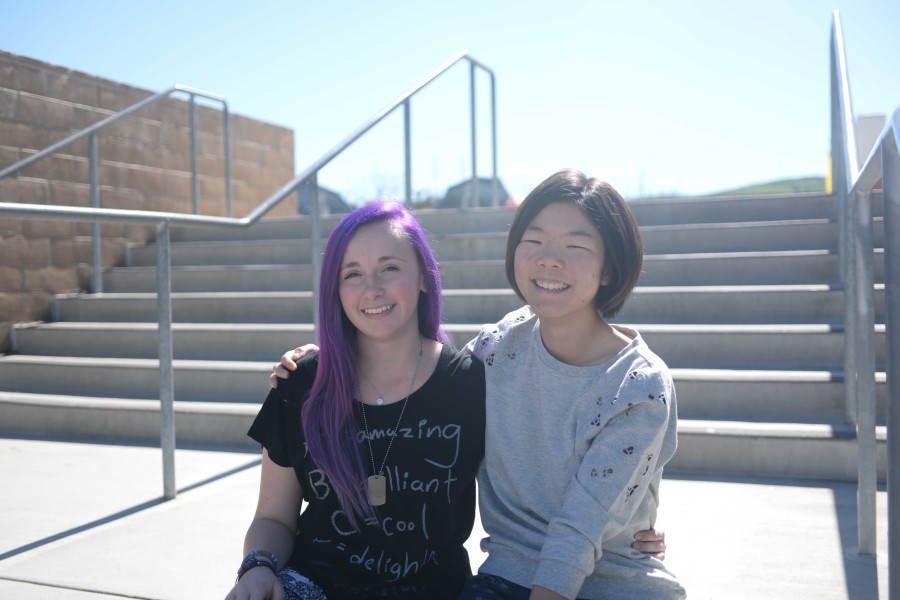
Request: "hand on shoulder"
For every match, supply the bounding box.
[269,344,319,389]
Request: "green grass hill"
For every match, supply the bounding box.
[709,176,826,196]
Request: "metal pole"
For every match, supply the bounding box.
[156,219,176,500]
[224,105,233,218]
[490,71,499,207]
[883,137,899,599]
[190,95,199,215]
[403,99,411,207]
[89,133,102,293]
[309,175,321,338]
[845,188,859,426]
[854,189,877,556]
[832,36,857,426]
[469,61,477,210]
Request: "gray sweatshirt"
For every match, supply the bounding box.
[465,307,685,600]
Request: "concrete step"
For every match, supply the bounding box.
[12,322,887,372]
[129,239,314,267]
[12,322,320,361]
[0,391,885,482]
[628,192,882,226]
[104,251,885,292]
[630,194,835,226]
[0,355,270,402]
[0,354,885,418]
[671,420,887,481]
[138,226,778,268]
[672,367,886,423]
[0,391,257,447]
[168,194,859,244]
[133,218,883,266]
[170,206,519,243]
[649,324,887,371]
[128,233,512,266]
[623,284,885,325]
[106,261,518,293]
[52,285,887,325]
[641,217,882,254]
[641,249,881,286]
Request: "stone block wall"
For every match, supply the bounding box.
[0,50,296,352]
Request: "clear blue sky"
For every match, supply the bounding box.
[2,0,898,203]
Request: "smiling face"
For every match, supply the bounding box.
[513,201,609,326]
[338,219,426,344]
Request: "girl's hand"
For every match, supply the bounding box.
[225,564,284,600]
[529,586,567,600]
[632,527,666,560]
[268,344,319,388]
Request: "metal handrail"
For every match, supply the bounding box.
[266,50,498,219]
[831,10,898,591]
[0,85,228,181]
[0,84,233,292]
[0,52,498,501]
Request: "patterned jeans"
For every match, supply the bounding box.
[277,567,329,600]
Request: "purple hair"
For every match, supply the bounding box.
[301,202,448,525]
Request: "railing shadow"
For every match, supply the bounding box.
[0,435,261,562]
[831,481,883,600]
[665,471,883,599]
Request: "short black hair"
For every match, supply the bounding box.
[505,169,643,318]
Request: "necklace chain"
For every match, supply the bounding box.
[359,366,387,405]
[359,337,423,479]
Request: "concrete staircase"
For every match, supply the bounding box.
[0,193,888,481]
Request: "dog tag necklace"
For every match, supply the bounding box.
[359,337,423,506]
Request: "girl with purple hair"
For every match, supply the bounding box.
[226,202,486,600]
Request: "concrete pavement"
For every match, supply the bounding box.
[0,434,889,599]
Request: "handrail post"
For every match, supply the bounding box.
[490,71,499,207]
[832,24,857,426]
[190,94,199,215]
[854,188,877,556]
[308,174,321,337]
[89,133,102,293]
[843,189,859,434]
[224,104,233,217]
[468,61,477,210]
[832,10,883,560]
[156,219,176,500]
[883,134,900,599]
[403,99,412,207]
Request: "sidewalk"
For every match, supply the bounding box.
[0,435,889,599]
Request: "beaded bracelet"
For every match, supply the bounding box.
[241,549,279,573]
[235,549,279,585]
[235,557,277,584]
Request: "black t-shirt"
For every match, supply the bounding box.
[248,344,486,599]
